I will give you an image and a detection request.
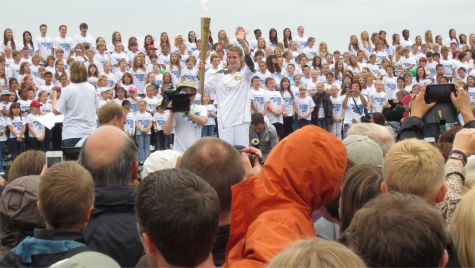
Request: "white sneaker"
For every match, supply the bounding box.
[150,145,155,151]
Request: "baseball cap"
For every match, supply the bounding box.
[1,90,11,95]
[176,80,197,93]
[343,135,384,167]
[141,150,182,178]
[128,85,137,92]
[30,101,41,108]
[147,44,158,50]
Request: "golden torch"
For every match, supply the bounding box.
[199,17,211,94]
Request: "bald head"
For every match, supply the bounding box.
[80,126,137,187]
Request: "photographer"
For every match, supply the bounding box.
[341,81,368,138]
[249,113,279,160]
[163,81,207,153]
[398,84,475,141]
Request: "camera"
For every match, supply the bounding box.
[423,84,459,124]
[160,85,193,113]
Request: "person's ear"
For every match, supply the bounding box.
[380,181,389,193]
[435,184,448,204]
[439,249,448,268]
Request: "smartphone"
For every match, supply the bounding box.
[46,151,63,168]
[425,84,456,104]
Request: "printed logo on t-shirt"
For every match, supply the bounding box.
[139,120,149,128]
[333,103,341,112]
[299,103,309,113]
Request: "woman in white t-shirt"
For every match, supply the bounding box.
[52,61,99,147]
[280,77,295,138]
[341,81,368,138]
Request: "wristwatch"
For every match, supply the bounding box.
[448,150,467,166]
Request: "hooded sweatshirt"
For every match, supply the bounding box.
[224,125,347,267]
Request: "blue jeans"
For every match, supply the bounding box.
[201,125,215,137]
[136,134,151,163]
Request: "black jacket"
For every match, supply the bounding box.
[311,92,333,122]
[383,102,405,122]
[0,229,88,267]
[83,186,143,268]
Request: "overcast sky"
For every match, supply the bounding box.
[1,0,474,51]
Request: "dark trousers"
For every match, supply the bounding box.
[283,116,294,139]
[155,130,169,150]
[299,119,311,129]
[62,138,81,148]
[273,123,284,140]
[9,138,25,160]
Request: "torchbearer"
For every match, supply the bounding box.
[202,26,255,147]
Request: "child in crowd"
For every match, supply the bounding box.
[295,85,315,128]
[135,100,152,164]
[7,102,26,159]
[201,92,217,137]
[0,162,95,267]
[122,99,135,139]
[26,101,45,150]
[152,105,169,150]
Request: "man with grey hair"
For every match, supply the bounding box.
[348,122,395,155]
[80,126,143,267]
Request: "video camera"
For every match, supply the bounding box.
[160,84,194,113]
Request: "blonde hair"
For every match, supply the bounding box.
[268,238,366,268]
[452,187,475,267]
[383,139,445,201]
[39,162,94,229]
[97,74,108,87]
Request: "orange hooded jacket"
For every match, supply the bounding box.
[223,125,347,267]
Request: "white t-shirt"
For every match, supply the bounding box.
[153,110,170,131]
[110,52,129,72]
[398,56,417,69]
[7,116,26,138]
[330,95,344,119]
[56,82,99,140]
[250,88,266,113]
[296,95,315,121]
[131,69,146,94]
[145,96,162,113]
[73,33,96,49]
[203,104,217,126]
[0,118,6,142]
[40,102,52,114]
[182,67,198,83]
[343,96,365,125]
[383,76,398,100]
[303,46,318,61]
[172,104,207,152]
[468,87,475,107]
[370,91,387,113]
[26,113,43,137]
[265,90,284,124]
[281,90,294,116]
[440,58,454,77]
[205,63,254,128]
[295,35,308,53]
[18,99,32,117]
[93,53,110,73]
[35,36,53,59]
[53,36,73,57]
[125,112,136,136]
[135,111,153,135]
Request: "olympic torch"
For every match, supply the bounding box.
[199,17,211,95]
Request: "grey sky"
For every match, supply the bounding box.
[1,0,474,51]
